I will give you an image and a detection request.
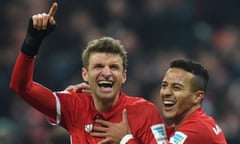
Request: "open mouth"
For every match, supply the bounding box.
[163,100,175,108]
[98,81,113,88]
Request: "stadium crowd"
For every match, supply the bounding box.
[0,0,240,143]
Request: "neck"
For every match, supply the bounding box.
[93,95,120,112]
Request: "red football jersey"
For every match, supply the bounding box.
[10,53,168,144]
[49,91,168,144]
[168,108,227,144]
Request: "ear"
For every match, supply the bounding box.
[193,90,205,104]
[121,70,127,84]
[82,67,88,82]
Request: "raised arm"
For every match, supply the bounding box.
[9,2,59,118]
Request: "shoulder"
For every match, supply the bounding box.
[124,96,162,120]
[182,111,220,133]
[54,90,92,104]
[125,96,158,111]
[175,112,225,143]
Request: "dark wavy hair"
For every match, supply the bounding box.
[170,59,209,92]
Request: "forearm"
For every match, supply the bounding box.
[9,52,56,117]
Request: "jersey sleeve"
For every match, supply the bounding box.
[9,52,57,119]
[48,91,89,130]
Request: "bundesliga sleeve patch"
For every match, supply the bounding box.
[151,124,168,144]
[169,131,187,144]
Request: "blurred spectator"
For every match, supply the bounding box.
[48,126,70,144]
[0,118,19,144]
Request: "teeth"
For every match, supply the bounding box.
[163,101,174,105]
[98,81,113,85]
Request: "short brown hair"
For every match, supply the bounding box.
[82,37,128,70]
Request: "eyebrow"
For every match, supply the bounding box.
[162,81,184,88]
[172,83,184,88]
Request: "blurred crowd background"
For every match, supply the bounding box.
[0,0,240,143]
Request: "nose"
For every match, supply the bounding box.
[160,86,172,96]
[100,66,112,76]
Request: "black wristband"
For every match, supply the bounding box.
[21,18,56,56]
[21,34,42,56]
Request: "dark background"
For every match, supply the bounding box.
[0,0,240,143]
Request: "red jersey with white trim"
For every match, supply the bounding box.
[168,108,227,144]
[10,53,168,144]
[52,90,168,144]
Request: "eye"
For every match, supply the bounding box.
[94,64,103,69]
[161,82,167,88]
[172,85,182,91]
[110,64,120,70]
[173,86,180,90]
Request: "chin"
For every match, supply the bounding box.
[163,112,175,120]
[99,93,115,99]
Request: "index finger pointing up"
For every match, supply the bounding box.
[48,2,58,17]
